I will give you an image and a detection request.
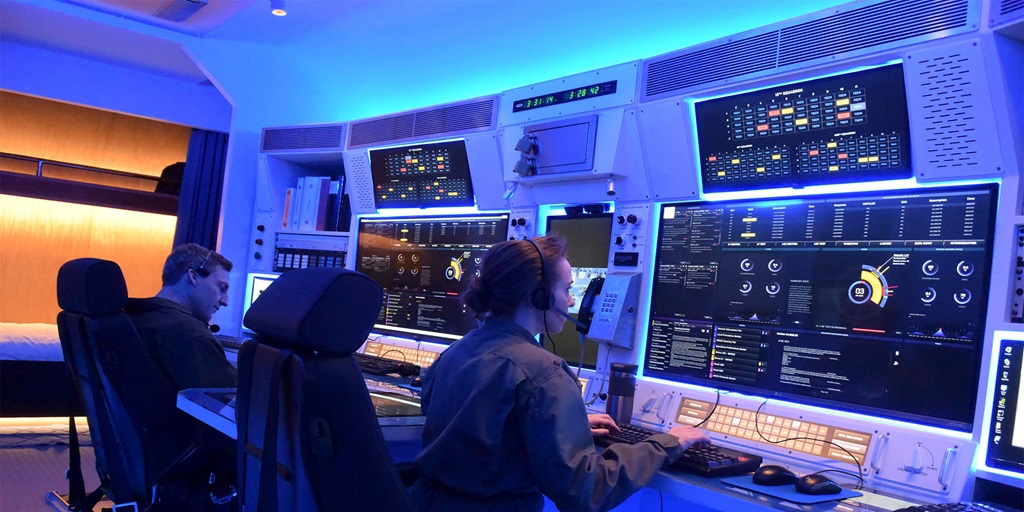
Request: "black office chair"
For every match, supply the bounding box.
[237,267,414,512]
[56,258,217,510]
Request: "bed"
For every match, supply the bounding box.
[0,322,82,417]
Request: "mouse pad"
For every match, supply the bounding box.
[721,475,863,505]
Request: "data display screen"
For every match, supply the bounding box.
[643,184,997,430]
[368,140,475,208]
[985,337,1024,474]
[695,63,911,193]
[512,80,618,112]
[356,213,509,343]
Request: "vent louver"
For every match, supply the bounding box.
[911,51,982,169]
[641,0,975,101]
[348,97,497,149]
[990,0,1023,27]
[261,125,345,152]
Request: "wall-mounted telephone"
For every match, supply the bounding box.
[579,272,640,348]
[575,276,605,335]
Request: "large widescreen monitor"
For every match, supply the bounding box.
[694,63,912,193]
[356,213,509,343]
[543,212,613,368]
[368,139,475,208]
[643,184,998,431]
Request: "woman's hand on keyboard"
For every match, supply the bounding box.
[587,413,622,438]
[667,425,711,450]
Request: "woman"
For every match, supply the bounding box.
[411,235,709,512]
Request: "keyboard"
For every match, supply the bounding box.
[602,423,763,477]
[214,334,246,350]
[353,352,420,377]
[895,503,1021,512]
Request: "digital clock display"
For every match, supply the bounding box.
[512,80,618,113]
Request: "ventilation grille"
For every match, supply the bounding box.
[261,125,345,152]
[348,97,497,148]
[642,0,975,100]
[343,152,376,213]
[911,51,982,169]
[990,0,1024,27]
[778,0,970,66]
[644,33,778,97]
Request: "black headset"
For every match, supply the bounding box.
[525,238,551,311]
[190,248,212,278]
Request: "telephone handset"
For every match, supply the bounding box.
[575,277,605,335]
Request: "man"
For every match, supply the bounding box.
[125,243,237,390]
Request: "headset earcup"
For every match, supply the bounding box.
[531,286,550,311]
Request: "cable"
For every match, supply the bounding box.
[575,331,585,377]
[692,389,721,428]
[378,349,408,362]
[753,400,865,489]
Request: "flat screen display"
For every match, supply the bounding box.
[985,336,1024,475]
[242,272,279,329]
[695,63,911,193]
[368,140,475,208]
[643,184,997,430]
[356,213,509,343]
[543,212,613,368]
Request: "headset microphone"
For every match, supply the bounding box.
[552,307,589,332]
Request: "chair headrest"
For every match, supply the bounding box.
[243,268,383,355]
[57,258,129,315]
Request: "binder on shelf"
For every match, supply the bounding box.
[288,177,304,231]
[299,176,330,231]
[282,187,295,229]
[325,174,347,232]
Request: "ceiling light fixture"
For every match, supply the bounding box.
[270,0,287,16]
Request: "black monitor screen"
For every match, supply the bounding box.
[368,140,475,208]
[695,63,911,193]
[985,337,1024,475]
[544,213,613,368]
[643,184,998,430]
[356,213,509,343]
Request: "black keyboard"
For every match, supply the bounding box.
[214,334,246,350]
[603,423,763,477]
[895,503,1021,512]
[353,352,420,377]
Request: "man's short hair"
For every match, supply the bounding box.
[162,243,233,286]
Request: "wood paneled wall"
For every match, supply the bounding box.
[0,194,176,323]
[0,91,190,179]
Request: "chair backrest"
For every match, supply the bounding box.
[56,258,201,506]
[237,267,413,512]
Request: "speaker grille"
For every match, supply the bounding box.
[910,50,982,170]
[348,97,498,149]
[261,125,345,152]
[641,0,976,101]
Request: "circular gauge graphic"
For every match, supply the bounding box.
[848,264,890,307]
[765,282,781,295]
[445,258,464,281]
[921,260,938,276]
[410,268,419,276]
[921,287,937,303]
[397,253,406,263]
[768,259,782,273]
[739,281,753,294]
[396,266,405,275]
[740,259,754,272]
[410,253,420,263]
[953,289,972,305]
[956,261,974,277]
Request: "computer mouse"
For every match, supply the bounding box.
[752,465,798,486]
[795,473,843,495]
[409,375,424,387]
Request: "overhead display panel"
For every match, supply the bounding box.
[694,63,912,193]
[368,139,475,208]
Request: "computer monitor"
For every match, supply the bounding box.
[984,334,1024,477]
[355,212,509,343]
[543,212,613,368]
[694,62,912,193]
[242,272,279,328]
[643,183,998,431]
[368,139,475,208]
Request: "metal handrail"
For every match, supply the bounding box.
[0,152,163,184]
